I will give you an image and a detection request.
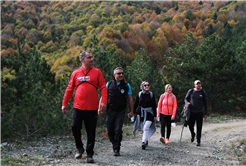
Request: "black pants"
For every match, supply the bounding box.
[71,108,97,156]
[106,107,125,151]
[160,114,172,139]
[188,112,203,143]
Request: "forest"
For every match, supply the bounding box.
[1,1,246,141]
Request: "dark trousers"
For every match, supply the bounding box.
[188,112,203,143]
[160,114,172,139]
[106,107,125,151]
[71,108,97,156]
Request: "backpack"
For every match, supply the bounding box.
[161,93,180,122]
[135,91,153,115]
[138,91,153,99]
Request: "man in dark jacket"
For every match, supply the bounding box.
[106,67,134,156]
[184,80,207,146]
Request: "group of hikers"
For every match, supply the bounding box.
[61,51,208,163]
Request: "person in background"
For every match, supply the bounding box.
[133,81,157,150]
[184,80,207,146]
[157,84,177,144]
[106,67,134,156]
[62,51,107,163]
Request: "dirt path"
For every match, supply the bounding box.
[1,118,246,166]
[81,119,246,166]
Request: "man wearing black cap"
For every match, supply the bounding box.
[184,80,207,146]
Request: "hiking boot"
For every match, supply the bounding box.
[191,133,196,143]
[142,142,146,150]
[75,147,84,159]
[113,150,120,156]
[165,138,170,144]
[87,154,94,163]
[196,142,200,146]
[160,137,165,144]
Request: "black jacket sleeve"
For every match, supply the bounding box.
[184,89,192,103]
[203,90,208,115]
[152,93,157,117]
[133,93,139,114]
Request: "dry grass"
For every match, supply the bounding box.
[212,126,235,131]
[227,138,246,165]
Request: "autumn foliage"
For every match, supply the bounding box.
[1,1,245,76]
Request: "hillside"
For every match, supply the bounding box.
[1,1,246,76]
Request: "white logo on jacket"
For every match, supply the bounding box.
[78,76,90,81]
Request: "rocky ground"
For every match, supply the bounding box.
[1,117,246,166]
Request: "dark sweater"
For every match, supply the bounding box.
[184,88,207,115]
[134,92,157,121]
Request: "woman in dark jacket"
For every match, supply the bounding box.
[133,81,157,150]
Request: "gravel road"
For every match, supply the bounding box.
[1,118,245,166]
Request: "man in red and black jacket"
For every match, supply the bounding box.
[62,51,107,163]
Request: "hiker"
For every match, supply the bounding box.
[106,67,134,156]
[62,51,107,163]
[157,84,177,144]
[184,80,207,146]
[133,81,157,150]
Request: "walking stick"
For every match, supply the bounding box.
[180,105,188,142]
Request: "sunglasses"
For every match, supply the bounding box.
[116,72,124,75]
[144,84,150,87]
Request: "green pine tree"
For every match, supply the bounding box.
[163,32,246,112]
[219,22,233,42]
[175,5,179,11]
[127,1,132,6]
[199,1,203,5]
[125,48,163,102]
[185,10,194,21]
[205,24,214,37]
[155,6,161,15]
[1,37,62,140]
[226,17,246,49]
[213,13,217,20]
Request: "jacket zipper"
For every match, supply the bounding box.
[167,94,169,115]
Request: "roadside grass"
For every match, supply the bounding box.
[1,155,45,166]
[123,124,134,137]
[212,126,234,131]
[227,138,246,165]
[203,113,245,124]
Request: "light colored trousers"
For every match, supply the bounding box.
[142,120,152,143]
